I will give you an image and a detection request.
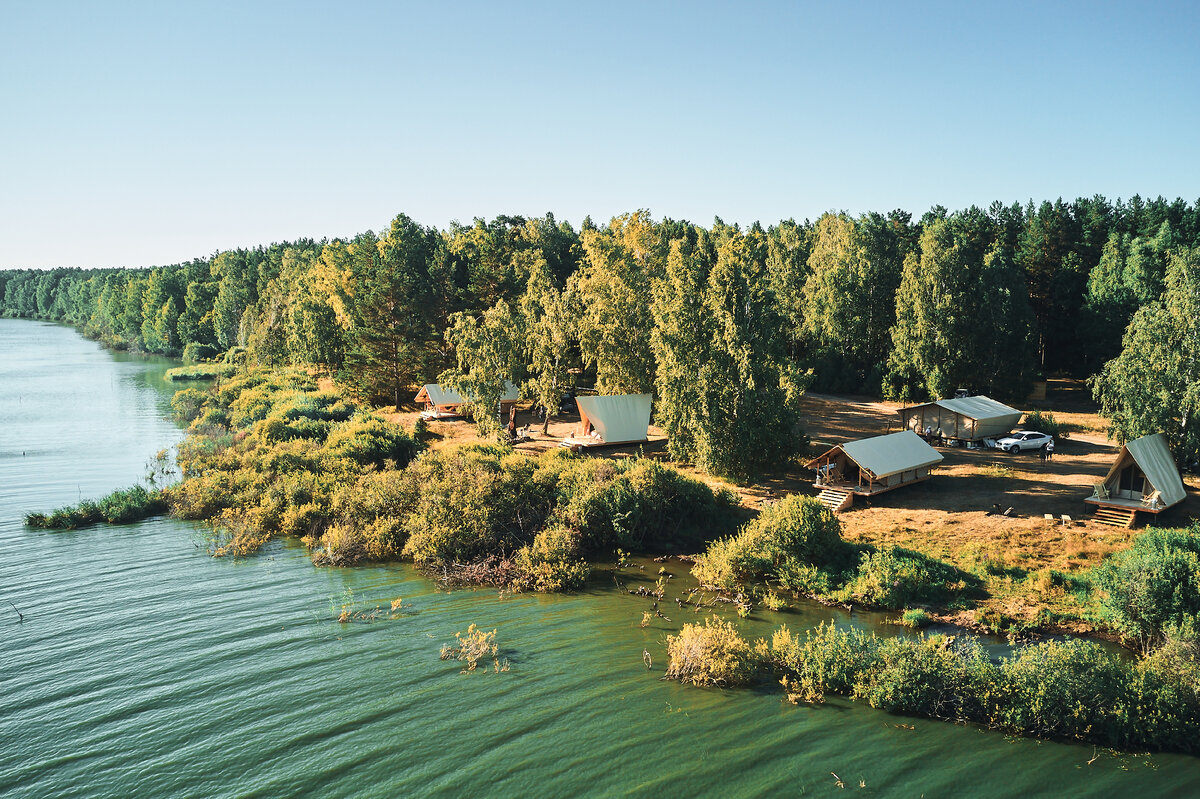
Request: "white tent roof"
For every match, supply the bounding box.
[575,394,651,444]
[418,381,518,407]
[815,430,943,479]
[1123,433,1187,508]
[904,395,1022,422]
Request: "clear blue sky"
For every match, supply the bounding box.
[3,0,1198,269]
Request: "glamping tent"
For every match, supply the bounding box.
[805,430,943,512]
[1086,433,1186,526]
[897,395,1022,445]
[560,394,652,449]
[415,381,519,419]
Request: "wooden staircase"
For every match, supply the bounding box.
[817,487,854,513]
[1092,507,1137,528]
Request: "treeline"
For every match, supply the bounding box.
[5,196,1200,474]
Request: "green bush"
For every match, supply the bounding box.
[692,494,851,592]
[181,342,220,363]
[1093,525,1200,652]
[836,546,983,610]
[901,608,932,628]
[321,415,421,469]
[514,525,590,592]
[1022,410,1064,437]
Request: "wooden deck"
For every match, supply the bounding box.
[1084,495,1169,514]
[815,473,932,497]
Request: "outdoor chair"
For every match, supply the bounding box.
[1141,490,1163,510]
[1092,483,1110,500]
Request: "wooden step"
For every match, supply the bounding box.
[817,488,853,513]
[1092,507,1137,528]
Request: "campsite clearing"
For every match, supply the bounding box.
[379,379,1197,632]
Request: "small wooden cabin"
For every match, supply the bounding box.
[1086,433,1186,526]
[805,430,943,512]
[898,395,1022,444]
[560,394,652,449]
[415,381,519,419]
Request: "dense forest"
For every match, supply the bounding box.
[4,195,1200,477]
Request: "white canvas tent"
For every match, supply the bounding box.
[1086,432,1186,517]
[415,381,519,419]
[560,394,652,448]
[898,395,1022,443]
[806,430,943,511]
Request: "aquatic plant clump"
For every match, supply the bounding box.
[440,624,508,673]
[25,485,168,529]
[665,620,1200,754]
[664,616,760,687]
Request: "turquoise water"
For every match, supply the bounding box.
[1,318,1198,798]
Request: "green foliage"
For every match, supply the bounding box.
[836,546,983,610]
[26,485,168,529]
[901,608,932,628]
[513,525,590,592]
[164,363,236,381]
[570,212,659,394]
[1093,525,1200,652]
[800,212,909,392]
[764,622,1200,753]
[650,229,811,481]
[885,211,1036,402]
[692,495,851,592]
[1021,410,1063,436]
[1092,246,1200,464]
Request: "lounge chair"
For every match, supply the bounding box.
[1141,491,1163,510]
[1092,483,1110,500]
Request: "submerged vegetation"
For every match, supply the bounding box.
[665,619,1200,754]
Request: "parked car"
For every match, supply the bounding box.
[994,430,1053,453]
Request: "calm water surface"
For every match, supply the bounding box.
[1,318,1198,798]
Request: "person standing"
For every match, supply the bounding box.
[1046,438,1055,461]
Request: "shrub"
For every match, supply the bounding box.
[321,416,421,469]
[1093,525,1200,652]
[440,624,504,672]
[901,608,932,628]
[182,342,220,364]
[170,387,208,424]
[514,525,590,592]
[1022,410,1064,437]
[837,546,982,610]
[665,616,760,687]
[693,495,851,592]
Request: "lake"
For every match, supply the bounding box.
[1,318,1196,797]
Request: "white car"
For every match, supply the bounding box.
[995,430,1053,453]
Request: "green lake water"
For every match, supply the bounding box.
[2,317,1198,797]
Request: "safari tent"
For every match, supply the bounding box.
[897,395,1022,444]
[805,430,943,512]
[560,394,652,449]
[1086,433,1186,526]
[415,381,519,419]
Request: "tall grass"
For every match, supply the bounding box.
[25,485,168,529]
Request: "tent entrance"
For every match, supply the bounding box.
[1117,463,1146,500]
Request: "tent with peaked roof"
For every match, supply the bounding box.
[560,394,652,448]
[415,381,519,419]
[897,395,1022,443]
[1086,433,1186,516]
[806,430,943,500]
